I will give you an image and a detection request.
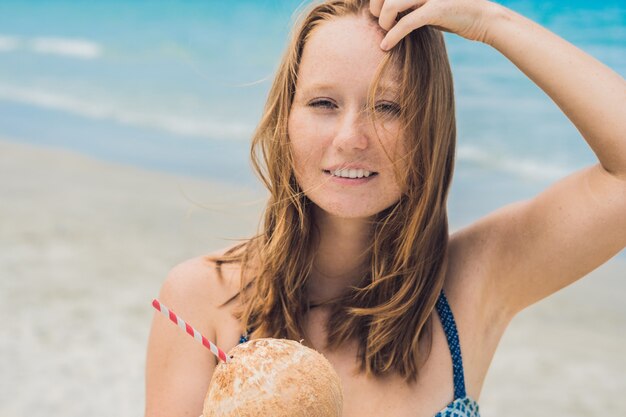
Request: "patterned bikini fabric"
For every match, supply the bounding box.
[433,291,481,417]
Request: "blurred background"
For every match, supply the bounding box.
[0,0,624,416]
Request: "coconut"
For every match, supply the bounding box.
[203,338,343,417]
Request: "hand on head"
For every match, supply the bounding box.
[369,0,495,49]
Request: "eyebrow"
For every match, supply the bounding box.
[299,82,400,96]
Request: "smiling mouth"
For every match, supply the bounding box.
[322,170,379,179]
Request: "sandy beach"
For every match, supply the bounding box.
[1,138,624,417]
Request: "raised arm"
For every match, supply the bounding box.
[481,3,626,179]
[372,0,626,317]
[465,3,626,316]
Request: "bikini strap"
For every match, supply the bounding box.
[435,290,467,399]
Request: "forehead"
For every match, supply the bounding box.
[296,15,400,94]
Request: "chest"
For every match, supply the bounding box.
[214,256,505,417]
[303,309,462,417]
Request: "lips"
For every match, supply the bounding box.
[323,165,378,173]
[322,169,378,179]
[321,171,379,187]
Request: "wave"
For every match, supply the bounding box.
[0,34,102,59]
[0,84,253,141]
[0,35,20,52]
[457,144,572,182]
[31,37,102,59]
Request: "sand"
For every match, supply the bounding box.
[0,138,624,417]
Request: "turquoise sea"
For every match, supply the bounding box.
[0,0,624,256]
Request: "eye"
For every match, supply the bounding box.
[376,102,401,116]
[308,99,336,109]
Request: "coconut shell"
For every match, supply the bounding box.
[203,338,343,417]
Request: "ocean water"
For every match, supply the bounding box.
[0,0,624,255]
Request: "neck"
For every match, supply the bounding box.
[308,206,374,303]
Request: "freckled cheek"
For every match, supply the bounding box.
[383,129,408,162]
[288,116,334,175]
[290,114,334,142]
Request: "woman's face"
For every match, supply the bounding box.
[288,14,405,220]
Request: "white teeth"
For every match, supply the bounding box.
[331,169,372,178]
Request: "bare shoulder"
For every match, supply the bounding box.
[445,204,524,324]
[445,218,500,339]
[160,249,239,309]
[443,216,517,399]
[144,246,242,417]
[156,246,246,346]
[446,215,501,311]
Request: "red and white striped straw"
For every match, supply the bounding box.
[152,299,230,363]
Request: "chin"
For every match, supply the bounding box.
[311,199,388,220]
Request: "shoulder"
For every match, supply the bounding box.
[158,247,247,341]
[163,243,252,325]
[445,205,522,321]
[442,216,519,398]
[153,245,246,350]
[161,245,249,341]
[444,221,498,335]
[445,217,500,306]
[145,246,243,416]
[159,249,238,309]
[445,206,528,332]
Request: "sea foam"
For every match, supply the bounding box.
[457,144,572,182]
[0,33,102,59]
[30,37,102,59]
[0,83,253,141]
[0,35,20,52]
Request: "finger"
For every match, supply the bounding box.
[369,0,384,17]
[378,0,427,31]
[380,5,433,50]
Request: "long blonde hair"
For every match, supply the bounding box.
[207,0,456,383]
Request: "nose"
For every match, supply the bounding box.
[332,107,369,151]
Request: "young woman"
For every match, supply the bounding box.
[145,0,626,416]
